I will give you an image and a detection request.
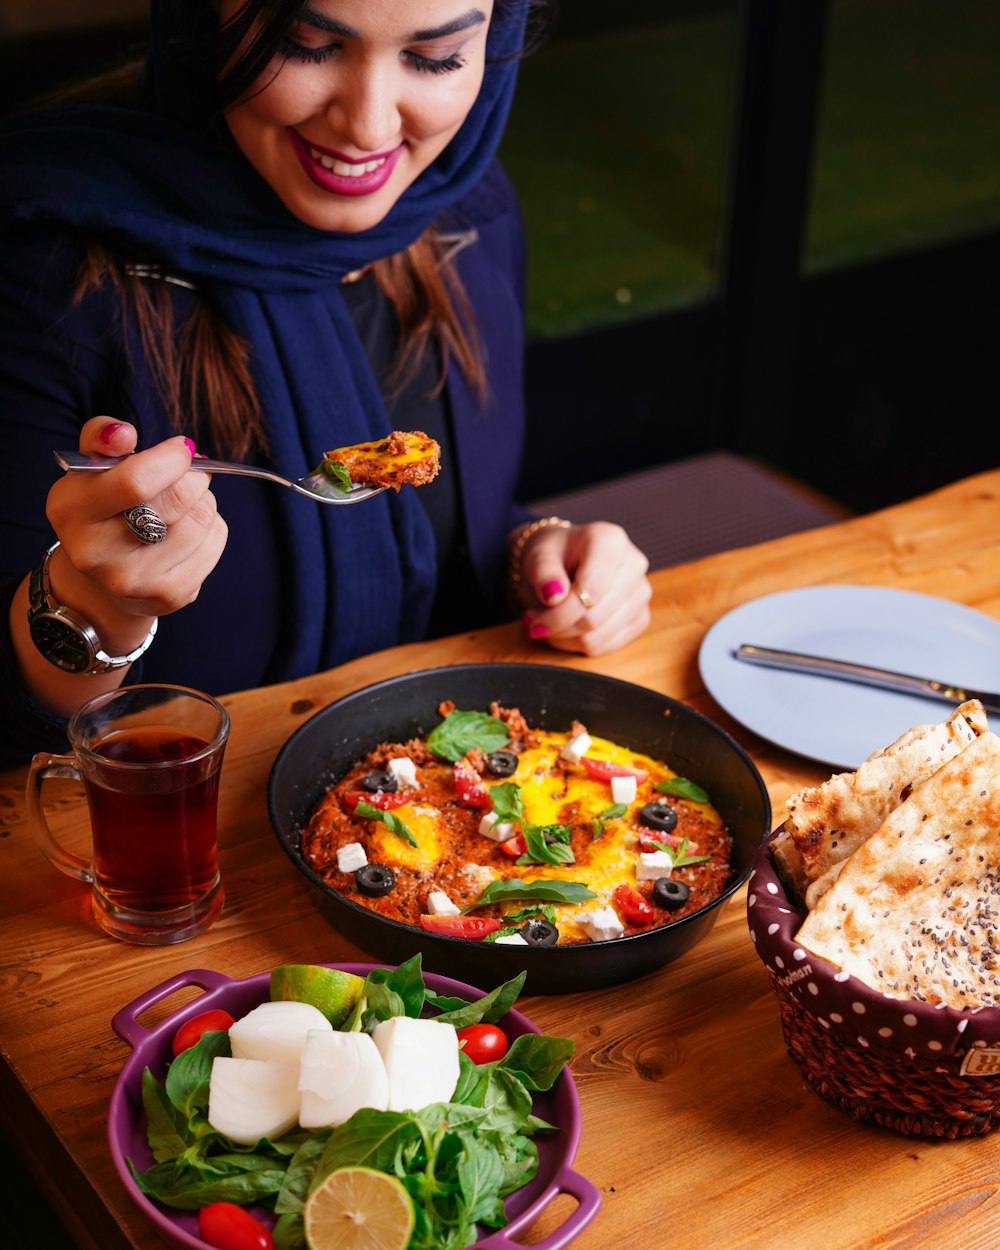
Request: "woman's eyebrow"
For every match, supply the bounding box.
[296,7,357,37]
[407,10,489,42]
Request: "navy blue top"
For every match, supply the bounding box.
[0,162,531,767]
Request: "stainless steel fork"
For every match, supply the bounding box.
[54,450,387,505]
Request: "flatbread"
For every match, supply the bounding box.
[772,700,988,901]
[795,731,1000,1010]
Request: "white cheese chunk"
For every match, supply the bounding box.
[494,933,529,945]
[461,863,497,891]
[577,905,625,942]
[560,732,592,765]
[229,1000,333,1065]
[387,756,418,789]
[611,774,638,805]
[208,1057,300,1145]
[336,841,368,873]
[427,890,461,916]
[373,1016,460,1111]
[637,850,674,882]
[478,811,516,842]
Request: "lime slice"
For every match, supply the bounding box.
[270,964,365,1028]
[304,1165,415,1250]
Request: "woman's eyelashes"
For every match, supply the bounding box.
[278,35,467,75]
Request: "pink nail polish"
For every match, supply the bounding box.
[528,621,549,640]
[99,422,126,444]
[542,579,565,602]
[182,437,197,457]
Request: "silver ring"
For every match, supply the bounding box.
[573,584,595,610]
[122,504,167,545]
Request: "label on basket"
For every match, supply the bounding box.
[960,1047,1000,1077]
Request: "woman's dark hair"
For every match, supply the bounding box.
[71,0,551,459]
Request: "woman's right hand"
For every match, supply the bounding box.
[14,417,228,715]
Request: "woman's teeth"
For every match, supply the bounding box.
[309,149,386,177]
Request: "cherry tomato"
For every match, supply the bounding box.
[453,759,492,808]
[198,1202,274,1250]
[582,758,648,785]
[170,1009,236,1057]
[613,883,655,925]
[418,914,502,939]
[342,788,409,812]
[457,1022,509,1064]
[498,833,527,858]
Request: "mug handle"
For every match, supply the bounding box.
[26,751,93,882]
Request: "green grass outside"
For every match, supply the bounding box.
[499,0,1000,340]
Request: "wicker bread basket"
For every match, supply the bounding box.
[748,827,1000,1138]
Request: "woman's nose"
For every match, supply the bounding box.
[325,64,401,153]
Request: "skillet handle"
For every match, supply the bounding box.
[111,968,235,1049]
[475,1166,601,1249]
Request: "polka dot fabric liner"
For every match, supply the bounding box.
[747,830,1000,1073]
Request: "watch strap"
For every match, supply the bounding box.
[28,541,158,674]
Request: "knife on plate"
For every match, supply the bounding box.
[733,644,1000,716]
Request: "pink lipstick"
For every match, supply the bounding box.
[287,129,403,198]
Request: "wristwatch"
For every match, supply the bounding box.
[27,541,158,675]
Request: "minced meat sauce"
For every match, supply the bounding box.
[300,701,733,945]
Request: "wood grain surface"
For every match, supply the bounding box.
[2,469,998,1250]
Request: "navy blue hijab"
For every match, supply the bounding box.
[0,0,527,681]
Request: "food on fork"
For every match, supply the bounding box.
[771,699,988,907]
[318,430,441,493]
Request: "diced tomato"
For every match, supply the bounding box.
[613,883,655,925]
[418,914,502,939]
[170,1009,236,1057]
[453,759,492,808]
[638,829,683,852]
[342,788,409,811]
[498,833,527,858]
[582,758,648,785]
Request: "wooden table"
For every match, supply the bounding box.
[3,469,999,1250]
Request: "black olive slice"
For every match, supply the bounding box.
[361,770,398,793]
[355,863,396,897]
[485,750,519,777]
[653,877,689,910]
[519,918,559,947]
[639,800,678,833]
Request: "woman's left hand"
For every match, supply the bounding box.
[516,520,651,655]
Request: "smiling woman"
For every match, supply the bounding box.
[0,0,653,770]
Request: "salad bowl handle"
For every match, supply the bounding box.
[476,1166,601,1250]
[111,969,235,1049]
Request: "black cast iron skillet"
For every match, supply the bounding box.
[267,663,770,994]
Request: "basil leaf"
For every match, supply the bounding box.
[317,458,352,491]
[433,972,526,1028]
[426,709,510,763]
[353,800,418,847]
[648,836,711,868]
[591,802,627,841]
[488,780,524,823]
[516,825,575,866]
[463,878,597,911]
[655,776,710,804]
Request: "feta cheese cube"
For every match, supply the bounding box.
[387,756,418,789]
[577,905,625,942]
[637,850,673,881]
[427,890,461,916]
[560,732,592,765]
[478,811,516,842]
[336,841,368,873]
[611,774,638,805]
[494,933,529,946]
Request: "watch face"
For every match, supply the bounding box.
[29,613,93,674]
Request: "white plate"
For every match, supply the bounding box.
[698,585,1000,770]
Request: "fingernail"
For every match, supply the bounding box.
[99,422,126,444]
[542,579,565,603]
[522,612,549,640]
[182,437,197,457]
